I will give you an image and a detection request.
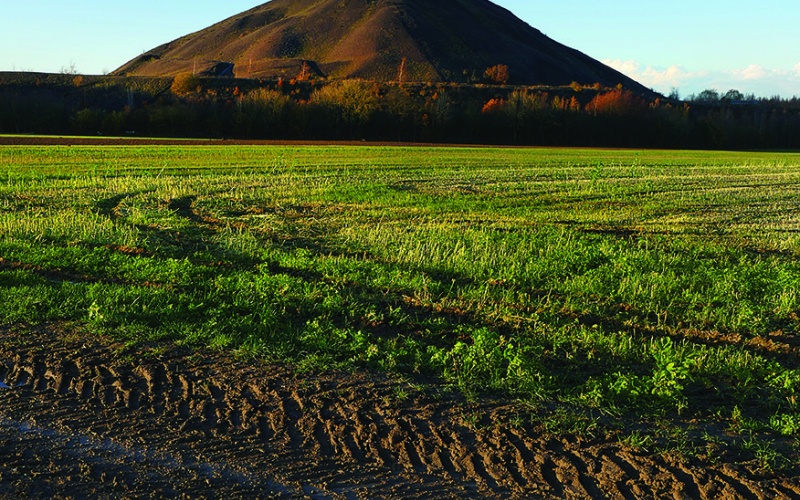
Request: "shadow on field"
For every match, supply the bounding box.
[95,193,262,268]
[91,192,490,348]
[89,192,800,380]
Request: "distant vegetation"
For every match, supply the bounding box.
[1,72,799,149]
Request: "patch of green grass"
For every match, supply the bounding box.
[542,407,600,437]
[2,144,800,462]
[618,430,655,451]
[740,432,791,472]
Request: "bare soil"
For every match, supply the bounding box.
[1,323,798,499]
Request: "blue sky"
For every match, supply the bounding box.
[2,0,798,97]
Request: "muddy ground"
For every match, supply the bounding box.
[1,323,798,499]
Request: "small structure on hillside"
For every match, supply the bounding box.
[203,62,235,78]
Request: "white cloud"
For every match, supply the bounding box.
[732,64,768,80]
[603,59,800,98]
[603,59,703,93]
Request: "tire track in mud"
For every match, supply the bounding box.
[0,324,797,499]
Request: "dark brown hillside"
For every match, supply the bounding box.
[114,0,650,92]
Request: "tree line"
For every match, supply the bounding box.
[1,72,799,149]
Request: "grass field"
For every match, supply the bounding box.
[2,145,799,468]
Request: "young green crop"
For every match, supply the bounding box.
[1,144,799,465]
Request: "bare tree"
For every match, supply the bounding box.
[397,57,407,84]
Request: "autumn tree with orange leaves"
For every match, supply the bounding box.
[585,88,646,115]
[484,65,510,85]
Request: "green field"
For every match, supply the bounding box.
[2,145,799,467]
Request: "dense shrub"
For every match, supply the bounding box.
[171,73,202,95]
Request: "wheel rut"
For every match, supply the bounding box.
[0,323,798,498]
